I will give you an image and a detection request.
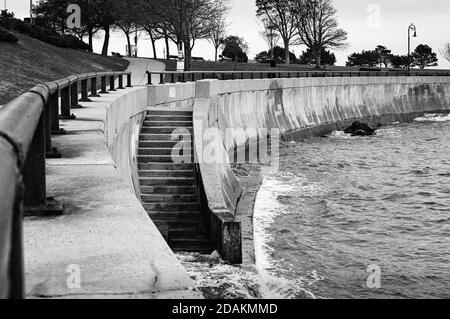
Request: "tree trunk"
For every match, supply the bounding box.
[88,27,93,52]
[284,39,290,65]
[184,41,192,71]
[164,34,170,59]
[215,46,218,62]
[315,51,322,69]
[102,26,110,56]
[126,32,132,57]
[149,31,157,59]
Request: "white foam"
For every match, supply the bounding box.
[414,113,450,122]
[253,176,318,299]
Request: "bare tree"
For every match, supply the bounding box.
[294,0,348,68]
[135,0,164,59]
[440,43,450,62]
[150,0,227,70]
[258,18,280,59]
[256,0,298,64]
[208,17,227,62]
[113,0,142,57]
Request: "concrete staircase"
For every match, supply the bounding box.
[138,108,211,254]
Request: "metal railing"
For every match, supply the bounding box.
[0,70,132,299]
[146,70,450,85]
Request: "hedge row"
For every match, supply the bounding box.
[0,11,89,50]
[0,26,18,43]
[13,21,90,50]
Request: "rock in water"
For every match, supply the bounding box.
[344,121,376,136]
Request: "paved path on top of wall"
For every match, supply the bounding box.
[24,59,201,299]
[124,57,165,86]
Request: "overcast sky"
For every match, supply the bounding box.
[5,0,450,68]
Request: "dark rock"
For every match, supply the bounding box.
[344,121,376,136]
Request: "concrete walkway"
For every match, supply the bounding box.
[24,59,201,299]
[124,57,165,86]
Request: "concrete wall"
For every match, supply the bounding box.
[194,76,450,216]
[107,77,450,264]
[148,83,196,109]
[105,87,149,197]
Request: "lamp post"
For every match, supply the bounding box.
[408,23,417,71]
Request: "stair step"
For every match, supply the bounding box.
[171,246,212,254]
[147,110,192,116]
[146,115,193,122]
[170,239,212,251]
[139,170,195,178]
[148,212,203,221]
[140,185,196,195]
[139,140,193,148]
[138,155,193,163]
[138,148,193,156]
[141,194,198,203]
[140,134,192,141]
[170,228,208,239]
[144,121,193,127]
[144,203,201,212]
[142,127,193,134]
[138,163,195,171]
[140,177,195,186]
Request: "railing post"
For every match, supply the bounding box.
[44,100,61,159]
[70,80,80,108]
[202,73,206,80]
[170,73,175,84]
[90,76,99,97]
[23,113,46,208]
[100,75,108,94]
[80,78,90,102]
[109,75,116,91]
[118,74,124,89]
[9,194,24,299]
[24,111,63,216]
[60,85,75,120]
[148,72,152,85]
[126,73,132,87]
[49,90,63,135]
[182,73,186,83]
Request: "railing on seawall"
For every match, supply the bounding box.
[147,69,450,85]
[0,70,132,299]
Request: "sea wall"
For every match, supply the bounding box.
[105,87,148,197]
[194,76,450,216]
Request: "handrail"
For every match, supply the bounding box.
[146,69,450,85]
[0,70,132,299]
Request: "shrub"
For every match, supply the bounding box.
[0,10,15,29]
[0,26,18,43]
[13,19,89,50]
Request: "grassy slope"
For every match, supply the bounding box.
[0,32,129,105]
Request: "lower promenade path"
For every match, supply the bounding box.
[24,59,202,299]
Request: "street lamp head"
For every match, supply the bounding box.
[413,31,417,38]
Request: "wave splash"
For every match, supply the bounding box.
[414,113,450,122]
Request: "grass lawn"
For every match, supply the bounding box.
[0,32,129,105]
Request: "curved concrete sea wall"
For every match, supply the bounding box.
[105,87,149,198]
[101,76,450,264]
[193,76,450,218]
